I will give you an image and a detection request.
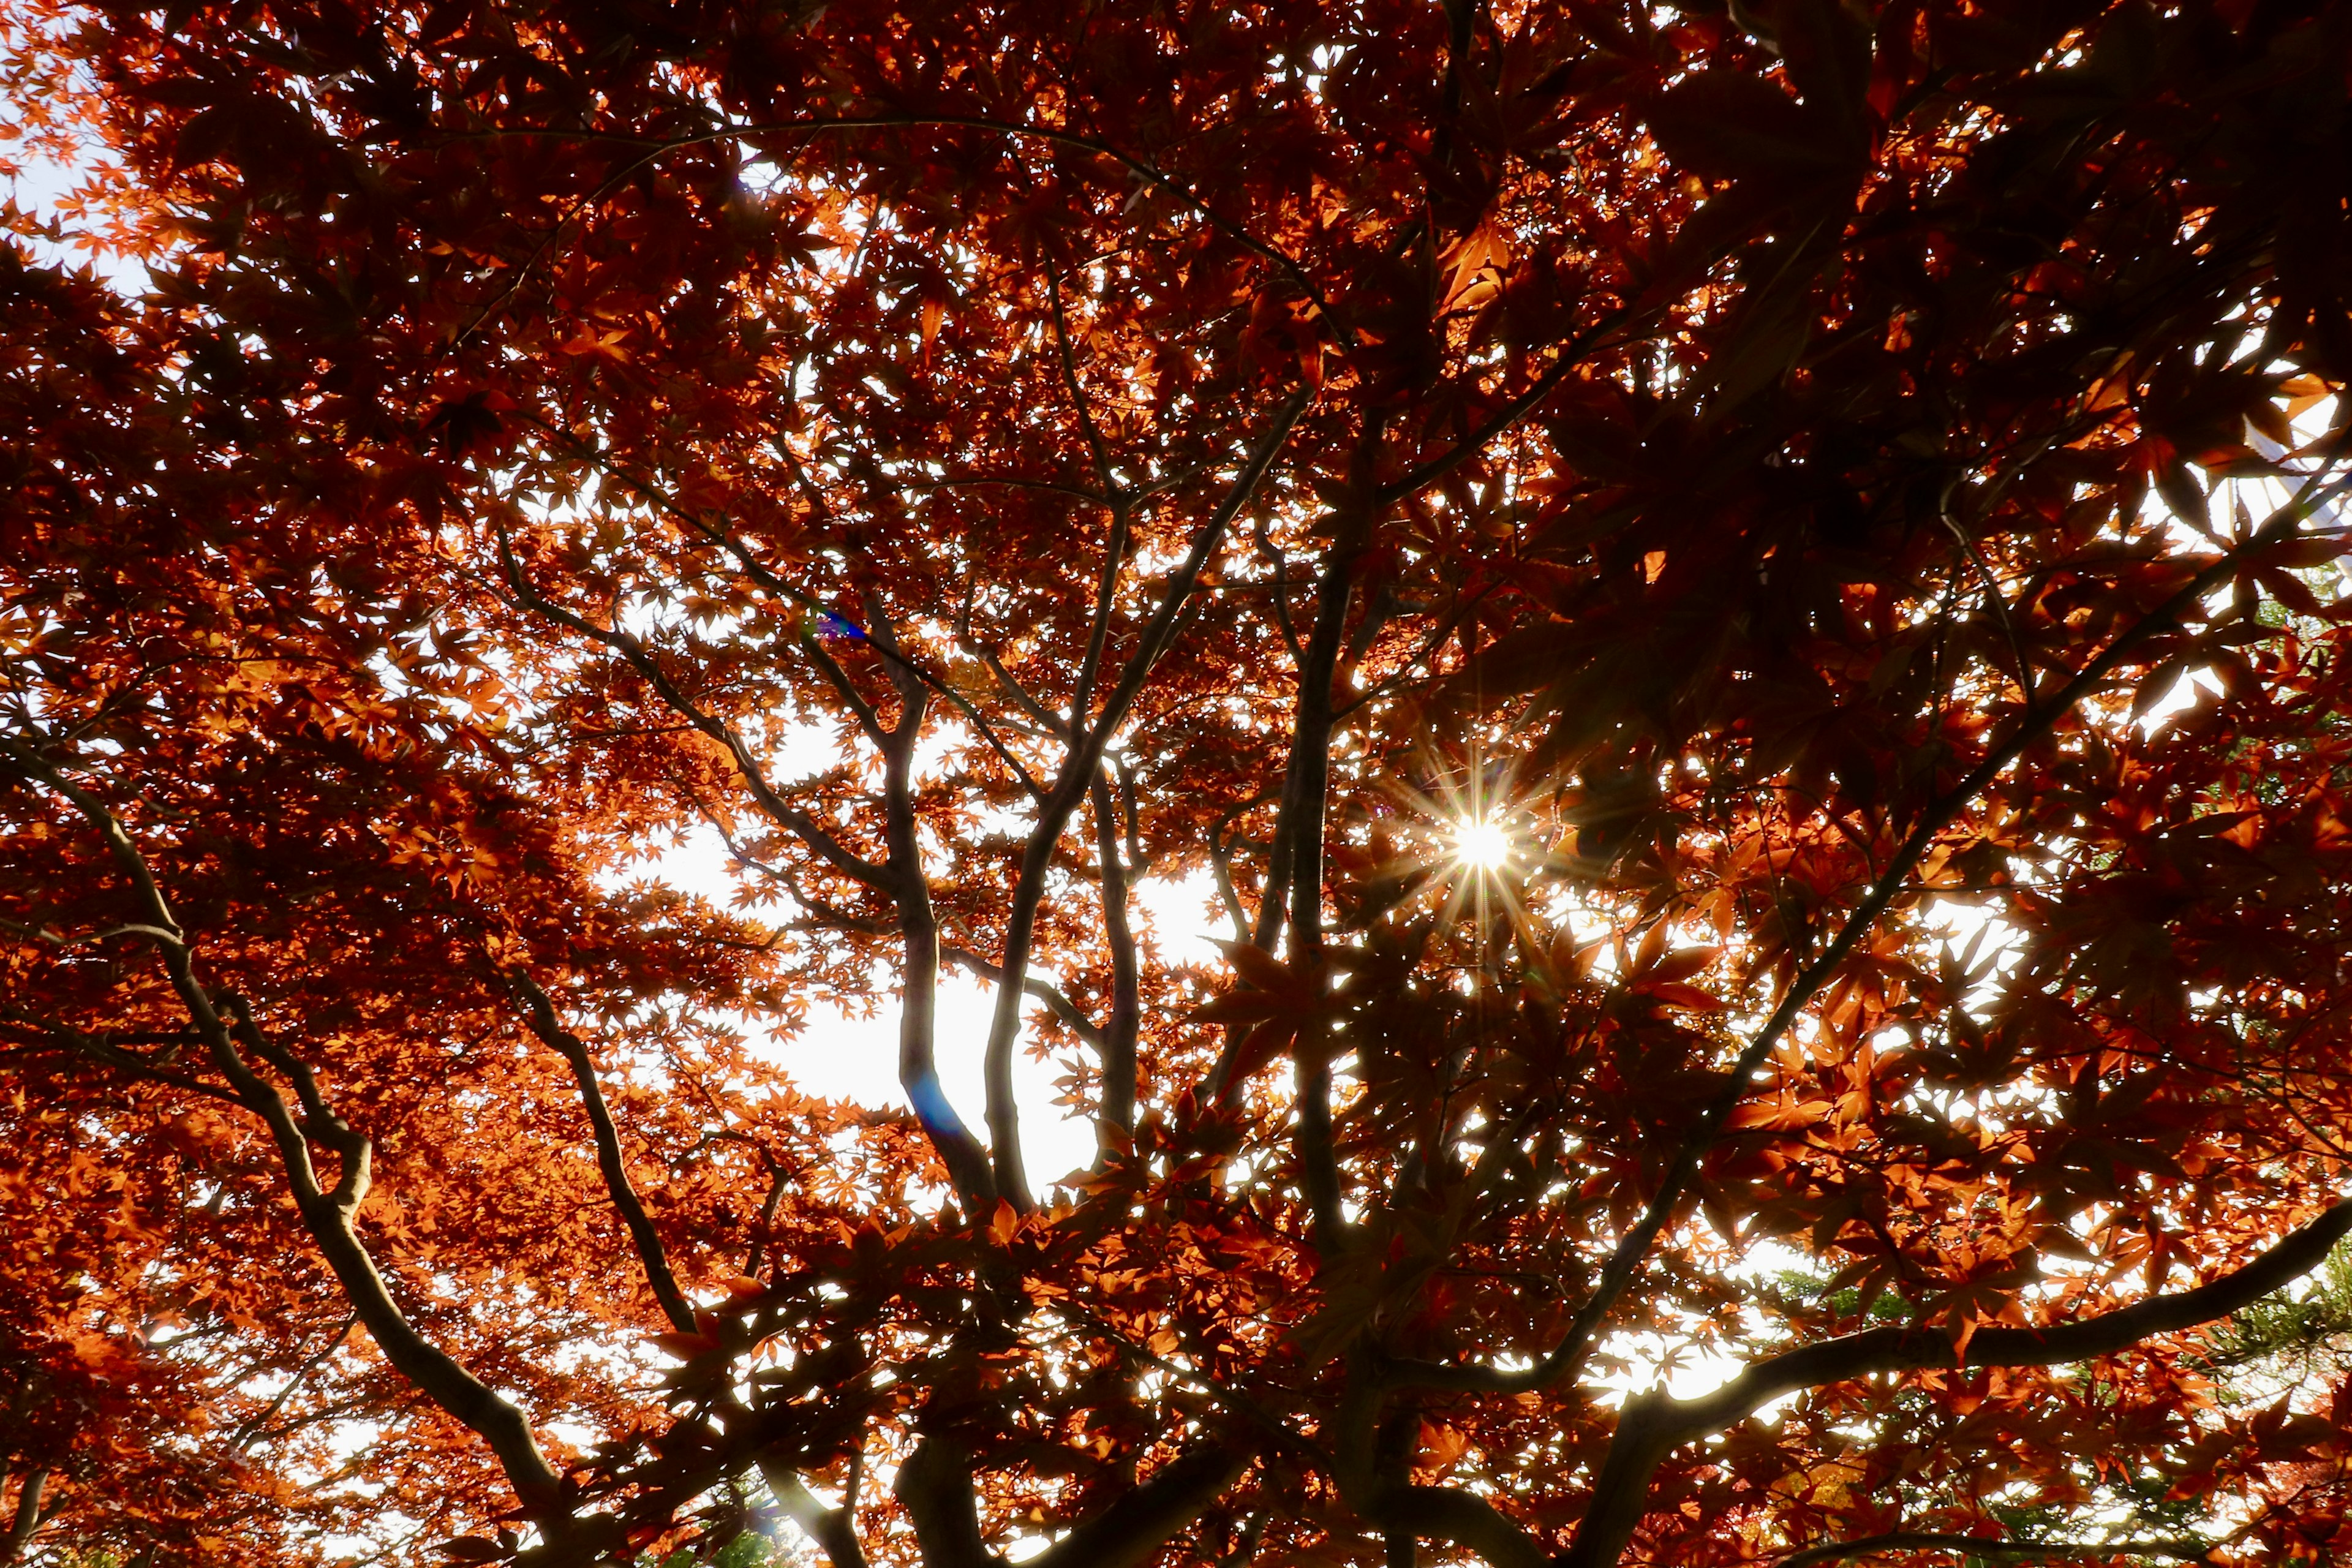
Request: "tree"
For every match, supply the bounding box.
[6,0,2352,1565]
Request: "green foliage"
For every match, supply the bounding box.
[660,1529,788,1568]
[2206,1238,2352,1388]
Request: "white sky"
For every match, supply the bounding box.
[0,125,1229,1189]
[650,823,1234,1191]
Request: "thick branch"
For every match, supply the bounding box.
[1774,1533,2219,1568]
[0,1469,46,1567]
[759,1459,870,1568]
[1090,769,1140,1140]
[861,635,997,1215]
[1248,758,1303,955]
[1379,1487,1550,1568]
[1028,1438,1257,1568]
[979,389,1309,1208]
[0,742,568,1515]
[894,1439,995,1568]
[1265,424,1382,1254]
[512,976,696,1333]
[1559,1194,2352,1568]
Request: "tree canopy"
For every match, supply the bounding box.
[7,1,2352,1566]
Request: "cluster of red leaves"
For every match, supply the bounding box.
[7,2,2352,1568]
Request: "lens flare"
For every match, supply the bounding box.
[1454,818,1513,871]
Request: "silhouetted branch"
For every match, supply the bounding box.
[1774,1531,2218,1568]
[979,388,1310,1208]
[1396,462,2352,1403]
[511,974,696,1333]
[1558,1194,2352,1568]
[0,737,572,1522]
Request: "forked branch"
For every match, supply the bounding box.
[494,522,895,887]
[0,738,571,1523]
[978,389,1310,1207]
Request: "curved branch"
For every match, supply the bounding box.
[0,740,570,1518]
[1774,1532,2219,1568]
[940,944,1104,1052]
[760,1460,870,1568]
[494,521,895,886]
[854,629,999,1215]
[1027,1438,1257,1568]
[1558,1193,2352,1568]
[1205,797,1268,946]
[230,1313,358,1453]
[1378,1487,1550,1568]
[3,1008,245,1106]
[978,388,1310,1208]
[0,1469,47,1567]
[521,432,1048,799]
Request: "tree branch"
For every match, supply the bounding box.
[519,427,1049,793]
[464,116,1352,348]
[940,944,1104,1052]
[2,1008,246,1106]
[1207,799,1265,945]
[494,521,895,886]
[759,1458,870,1568]
[1047,265,1121,499]
[511,974,697,1334]
[1774,1532,2220,1568]
[0,1469,47,1567]
[1090,769,1140,1140]
[1393,463,2352,1401]
[1558,1193,2352,1568]
[230,1313,359,1452]
[0,739,573,1522]
[859,630,998,1216]
[1250,516,1305,666]
[978,388,1310,1208]
[1264,420,1384,1255]
[1378,1487,1550,1568]
[894,1438,997,1568]
[1027,1438,1257,1568]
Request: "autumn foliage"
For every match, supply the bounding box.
[7,1,2352,1567]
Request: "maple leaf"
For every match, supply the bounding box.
[7,4,2352,1568]
[1191,940,1343,1084]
